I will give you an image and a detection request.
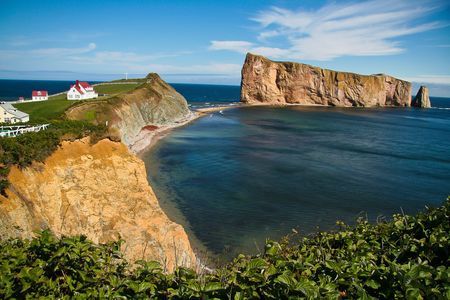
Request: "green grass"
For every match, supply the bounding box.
[83,110,96,121]
[14,94,79,123]
[12,83,141,123]
[109,78,146,83]
[94,83,141,95]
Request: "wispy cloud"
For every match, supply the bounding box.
[403,75,450,85]
[125,62,242,75]
[0,44,191,68]
[30,43,97,56]
[209,41,254,53]
[210,0,445,60]
[0,43,97,58]
[69,50,190,65]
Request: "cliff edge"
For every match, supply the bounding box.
[66,73,193,148]
[240,53,412,107]
[0,138,197,272]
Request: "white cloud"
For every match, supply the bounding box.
[210,0,444,61]
[126,62,242,75]
[68,50,186,64]
[0,43,97,58]
[30,43,97,56]
[403,75,450,85]
[209,41,254,53]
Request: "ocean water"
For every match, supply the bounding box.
[0,79,102,101]
[3,79,450,259]
[171,83,240,105]
[0,79,240,103]
[142,100,450,259]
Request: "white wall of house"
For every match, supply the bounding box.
[67,84,98,100]
[0,105,29,124]
[32,95,48,101]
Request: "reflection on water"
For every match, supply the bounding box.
[142,105,450,259]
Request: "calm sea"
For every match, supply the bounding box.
[0,79,240,102]
[142,98,450,259]
[2,79,450,260]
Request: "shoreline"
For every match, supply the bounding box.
[129,104,239,269]
[130,105,238,154]
[128,102,340,154]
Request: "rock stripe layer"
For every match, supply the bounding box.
[0,138,197,272]
[241,53,412,107]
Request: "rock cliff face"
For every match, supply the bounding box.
[0,138,197,272]
[412,86,431,108]
[240,53,412,107]
[66,73,193,147]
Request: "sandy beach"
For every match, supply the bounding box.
[130,105,237,154]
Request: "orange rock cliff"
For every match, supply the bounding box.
[0,138,197,271]
[241,53,412,107]
[0,74,197,272]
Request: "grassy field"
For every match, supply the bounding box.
[14,94,77,123]
[94,83,140,95]
[13,82,142,122]
[109,78,146,83]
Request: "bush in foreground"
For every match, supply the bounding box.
[0,198,449,299]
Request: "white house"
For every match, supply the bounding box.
[0,103,29,124]
[32,90,48,101]
[67,80,98,100]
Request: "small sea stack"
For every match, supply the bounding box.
[412,85,431,108]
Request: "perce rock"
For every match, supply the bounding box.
[412,85,431,108]
[241,53,412,107]
[66,73,193,148]
[0,138,197,272]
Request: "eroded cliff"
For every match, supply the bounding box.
[66,73,193,148]
[241,53,412,107]
[412,85,431,108]
[0,138,197,272]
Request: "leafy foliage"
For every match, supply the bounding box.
[1,198,449,299]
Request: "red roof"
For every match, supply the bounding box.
[70,80,93,95]
[79,81,92,89]
[71,84,84,94]
[32,90,48,97]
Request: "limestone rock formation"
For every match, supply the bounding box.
[240,53,412,107]
[66,73,193,147]
[412,86,431,108]
[0,138,197,272]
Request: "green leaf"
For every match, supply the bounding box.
[365,279,380,290]
[406,288,423,300]
[204,282,224,292]
[246,258,267,270]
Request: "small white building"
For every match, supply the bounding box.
[67,80,98,100]
[32,90,48,101]
[0,103,29,124]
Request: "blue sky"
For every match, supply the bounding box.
[1,0,449,95]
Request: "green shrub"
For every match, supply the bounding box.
[0,198,448,299]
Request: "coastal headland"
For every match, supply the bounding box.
[0,60,435,272]
[241,53,413,107]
